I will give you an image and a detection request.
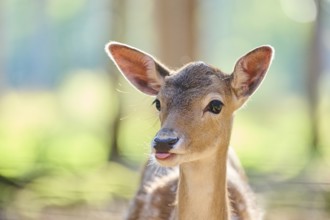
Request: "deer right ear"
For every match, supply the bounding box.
[231,46,274,104]
[105,42,170,96]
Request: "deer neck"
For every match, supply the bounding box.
[177,146,230,220]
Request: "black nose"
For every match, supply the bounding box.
[153,137,179,153]
[152,129,179,153]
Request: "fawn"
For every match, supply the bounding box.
[105,42,274,220]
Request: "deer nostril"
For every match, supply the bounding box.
[153,137,179,153]
[168,137,179,145]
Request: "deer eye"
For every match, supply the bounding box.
[206,100,223,114]
[153,99,161,111]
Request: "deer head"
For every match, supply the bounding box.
[106,42,273,167]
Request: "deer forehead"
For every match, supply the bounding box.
[158,62,232,110]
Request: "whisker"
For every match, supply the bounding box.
[116,88,130,94]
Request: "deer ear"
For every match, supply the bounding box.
[105,42,170,96]
[231,46,274,100]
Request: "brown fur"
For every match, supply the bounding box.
[125,149,261,220]
[105,42,273,220]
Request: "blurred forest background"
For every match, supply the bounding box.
[0,0,329,219]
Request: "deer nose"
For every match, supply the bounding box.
[152,129,179,153]
[153,137,179,153]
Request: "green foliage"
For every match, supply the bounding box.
[0,71,138,215]
[232,96,311,177]
[47,0,87,23]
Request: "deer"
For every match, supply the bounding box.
[105,42,274,220]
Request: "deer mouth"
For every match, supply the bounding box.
[155,152,175,160]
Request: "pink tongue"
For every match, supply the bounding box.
[155,153,171,159]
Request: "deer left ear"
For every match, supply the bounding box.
[105,42,170,96]
[231,46,274,101]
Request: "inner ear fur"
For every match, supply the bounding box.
[105,42,170,96]
[231,46,274,98]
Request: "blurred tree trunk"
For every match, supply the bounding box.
[33,0,52,87]
[0,1,5,93]
[108,0,126,163]
[307,0,324,158]
[155,0,197,67]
